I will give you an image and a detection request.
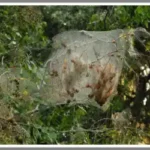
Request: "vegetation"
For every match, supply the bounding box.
[0,6,150,144]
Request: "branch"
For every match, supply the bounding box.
[103,8,109,30]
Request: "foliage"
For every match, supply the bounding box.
[0,6,49,65]
[41,6,98,38]
[87,6,150,31]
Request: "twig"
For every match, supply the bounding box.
[26,104,39,115]
[57,128,114,133]
[124,60,138,77]
[1,56,4,66]
[103,8,109,30]
[0,71,10,79]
